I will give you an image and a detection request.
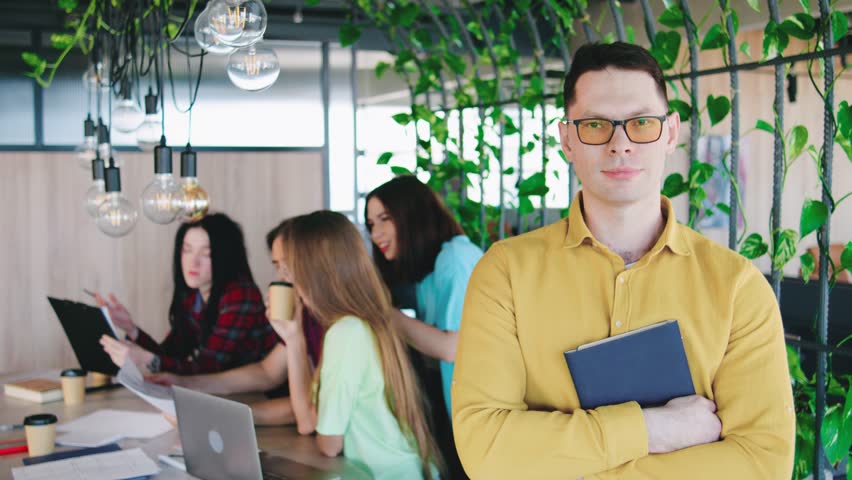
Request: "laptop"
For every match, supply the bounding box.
[47,296,120,376]
[172,386,351,480]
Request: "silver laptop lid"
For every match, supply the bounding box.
[173,385,264,480]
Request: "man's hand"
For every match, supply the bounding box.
[642,395,722,454]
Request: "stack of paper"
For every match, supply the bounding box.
[11,447,159,480]
[116,360,176,416]
[56,409,172,448]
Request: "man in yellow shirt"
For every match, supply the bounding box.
[452,42,795,479]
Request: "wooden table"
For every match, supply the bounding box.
[0,372,369,479]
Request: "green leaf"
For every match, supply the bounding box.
[518,172,549,196]
[822,405,843,464]
[412,28,432,49]
[390,166,413,176]
[773,228,799,270]
[837,101,852,140]
[837,134,852,162]
[787,125,808,163]
[165,22,181,39]
[668,99,691,122]
[658,5,685,28]
[304,0,321,5]
[412,104,436,124]
[740,233,769,259]
[661,173,688,198]
[339,23,361,47]
[739,41,751,58]
[50,33,75,50]
[519,195,535,216]
[745,0,759,12]
[762,21,789,61]
[58,0,78,12]
[392,113,412,126]
[700,24,728,50]
[21,52,44,69]
[376,152,393,165]
[801,252,815,283]
[707,95,731,126]
[779,13,816,40]
[832,11,849,44]
[800,198,828,239]
[755,119,775,134]
[798,0,810,13]
[787,344,809,384]
[688,161,715,188]
[626,25,635,44]
[715,202,731,215]
[650,31,682,71]
[433,120,449,144]
[504,116,519,135]
[502,167,515,175]
[374,61,390,79]
[467,21,483,41]
[841,241,852,272]
[444,53,466,76]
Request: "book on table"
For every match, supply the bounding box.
[563,320,695,409]
[3,378,63,404]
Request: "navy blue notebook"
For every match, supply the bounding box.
[564,320,695,409]
[22,443,121,465]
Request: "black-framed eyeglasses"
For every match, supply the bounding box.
[562,115,669,145]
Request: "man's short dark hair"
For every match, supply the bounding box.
[562,42,668,115]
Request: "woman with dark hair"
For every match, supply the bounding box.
[365,176,483,416]
[98,213,278,375]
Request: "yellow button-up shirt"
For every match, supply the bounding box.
[452,194,795,479]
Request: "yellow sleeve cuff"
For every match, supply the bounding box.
[596,401,648,468]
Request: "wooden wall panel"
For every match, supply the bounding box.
[0,150,323,374]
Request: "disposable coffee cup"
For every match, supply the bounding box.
[60,368,86,406]
[269,281,295,321]
[89,371,111,388]
[23,414,57,457]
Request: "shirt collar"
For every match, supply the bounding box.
[563,192,691,257]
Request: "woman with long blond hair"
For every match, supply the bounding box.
[270,210,443,480]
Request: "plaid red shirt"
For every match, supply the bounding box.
[134,277,278,374]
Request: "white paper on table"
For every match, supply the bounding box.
[115,359,176,416]
[55,430,124,448]
[57,409,173,440]
[12,447,159,480]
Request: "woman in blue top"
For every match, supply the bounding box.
[366,176,483,478]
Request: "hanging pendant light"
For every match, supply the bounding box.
[141,136,182,224]
[176,144,209,222]
[75,115,98,169]
[112,79,144,133]
[84,154,108,218]
[96,158,138,237]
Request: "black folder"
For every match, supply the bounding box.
[47,297,120,376]
[564,320,694,409]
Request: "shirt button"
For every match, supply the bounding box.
[615,321,623,328]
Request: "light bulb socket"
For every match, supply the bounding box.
[104,164,122,193]
[119,78,132,100]
[181,145,197,178]
[91,157,105,181]
[83,116,95,137]
[144,89,158,115]
[154,140,173,174]
[97,121,110,145]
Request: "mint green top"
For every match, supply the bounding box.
[316,315,435,480]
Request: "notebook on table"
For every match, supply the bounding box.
[564,320,695,409]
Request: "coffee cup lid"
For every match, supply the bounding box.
[270,281,293,287]
[24,414,57,426]
[60,368,86,377]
